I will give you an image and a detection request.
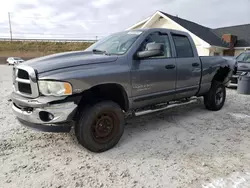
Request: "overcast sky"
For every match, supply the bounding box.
[0,0,250,40]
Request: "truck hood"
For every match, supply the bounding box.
[22,51,118,73]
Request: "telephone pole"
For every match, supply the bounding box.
[8,12,13,41]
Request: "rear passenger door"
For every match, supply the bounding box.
[171,34,201,99]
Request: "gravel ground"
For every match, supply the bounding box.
[1,65,250,188]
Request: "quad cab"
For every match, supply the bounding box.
[11,28,236,152]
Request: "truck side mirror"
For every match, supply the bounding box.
[137,43,164,59]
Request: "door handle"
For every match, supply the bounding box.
[165,64,175,69]
[192,63,200,67]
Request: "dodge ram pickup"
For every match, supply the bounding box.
[11,28,236,152]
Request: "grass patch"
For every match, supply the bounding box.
[0,41,94,58]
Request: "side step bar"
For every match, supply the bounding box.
[134,97,198,117]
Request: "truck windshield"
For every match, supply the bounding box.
[86,31,142,55]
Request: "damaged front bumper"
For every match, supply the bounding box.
[11,92,78,132]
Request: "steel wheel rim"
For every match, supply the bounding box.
[215,87,224,106]
[91,110,119,144]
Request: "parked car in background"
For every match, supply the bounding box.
[229,51,250,86]
[7,57,24,65]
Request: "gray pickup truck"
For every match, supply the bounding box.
[11,28,236,152]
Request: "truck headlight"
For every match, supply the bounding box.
[38,80,72,96]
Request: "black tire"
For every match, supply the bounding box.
[204,81,226,111]
[75,101,124,153]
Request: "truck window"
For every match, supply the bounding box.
[139,32,172,58]
[237,53,250,63]
[172,34,194,58]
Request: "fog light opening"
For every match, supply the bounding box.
[39,111,54,122]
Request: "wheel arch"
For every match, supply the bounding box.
[212,66,232,84]
[77,83,129,112]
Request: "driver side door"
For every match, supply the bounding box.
[131,31,177,108]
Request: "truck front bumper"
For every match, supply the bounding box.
[11,92,78,132]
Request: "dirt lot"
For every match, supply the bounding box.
[1,65,250,188]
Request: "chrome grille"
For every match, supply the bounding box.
[17,69,29,79]
[13,65,39,98]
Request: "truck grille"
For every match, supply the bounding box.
[13,65,39,98]
[18,82,32,94]
[17,69,29,79]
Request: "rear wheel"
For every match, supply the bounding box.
[204,81,226,111]
[75,101,124,152]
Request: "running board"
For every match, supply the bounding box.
[134,98,198,117]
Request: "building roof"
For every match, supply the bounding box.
[159,11,229,48]
[213,24,250,47]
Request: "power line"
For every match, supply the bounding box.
[7,12,119,31]
[5,12,118,40]
[0,38,97,42]
[0,32,109,41]
[10,15,114,23]
[12,32,109,35]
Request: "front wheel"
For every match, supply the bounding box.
[75,101,124,152]
[204,81,226,111]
